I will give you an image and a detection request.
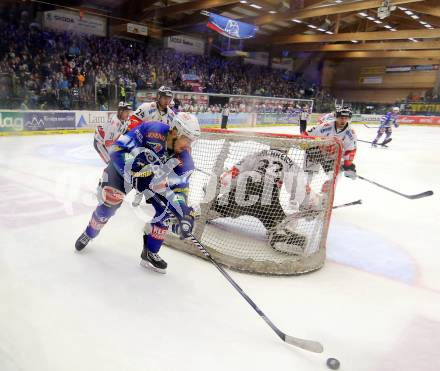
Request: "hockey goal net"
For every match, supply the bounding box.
[165,129,342,275]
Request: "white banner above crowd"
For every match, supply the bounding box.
[165,35,205,55]
[42,9,107,37]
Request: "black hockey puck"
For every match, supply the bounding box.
[326,358,340,370]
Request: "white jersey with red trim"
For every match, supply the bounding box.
[94,114,127,148]
[317,112,335,125]
[93,114,128,163]
[128,101,175,131]
[307,121,357,167]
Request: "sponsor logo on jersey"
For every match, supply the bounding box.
[136,129,143,143]
[146,141,163,153]
[151,225,167,240]
[147,132,165,141]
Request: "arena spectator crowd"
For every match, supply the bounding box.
[0,4,333,111]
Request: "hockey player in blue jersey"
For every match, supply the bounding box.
[75,112,201,273]
[371,107,400,147]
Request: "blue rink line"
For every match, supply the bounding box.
[36,143,103,167]
[327,221,417,284]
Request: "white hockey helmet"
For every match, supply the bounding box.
[157,85,173,98]
[118,101,131,110]
[171,112,201,142]
[392,106,400,112]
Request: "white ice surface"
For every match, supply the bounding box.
[1,125,440,371]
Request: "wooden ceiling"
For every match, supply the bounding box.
[47,0,440,58]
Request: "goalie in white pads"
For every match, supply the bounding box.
[202,149,309,255]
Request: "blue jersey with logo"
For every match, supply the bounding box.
[110,121,194,204]
[379,112,398,129]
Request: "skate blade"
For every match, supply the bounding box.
[140,259,167,274]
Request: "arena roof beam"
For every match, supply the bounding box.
[288,40,440,52]
[328,50,440,58]
[273,28,440,44]
[249,0,425,26]
[148,0,240,18]
[406,3,440,18]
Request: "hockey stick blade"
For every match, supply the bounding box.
[406,190,434,200]
[363,123,379,128]
[151,194,324,354]
[284,335,324,353]
[332,199,362,209]
[358,176,434,200]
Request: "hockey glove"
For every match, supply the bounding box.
[172,215,194,239]
[343,163,357,180]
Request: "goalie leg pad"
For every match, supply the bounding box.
[268,228,307,256]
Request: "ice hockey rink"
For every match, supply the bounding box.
[1,125,439,371]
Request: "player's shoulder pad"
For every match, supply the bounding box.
[140,121,169,140]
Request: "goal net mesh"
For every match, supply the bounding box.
[165,129,342,275]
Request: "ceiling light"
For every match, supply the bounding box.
[292,19,302,23]
[249,3,262,9]
[408,38,418,42]
[325,31,333,34]
[420,21,427,25]
[374,20,382,24]
[335,0,343,3]
[384,25,392,29]
[317,28,326,32]
[367,16,375,21]
[390,28,397,31]
[398,7,407,11]
[269,10,277,13]
[307,24,317,29]
[411,15,419,19]
[404,10,413,15]
[351,40,358,43]
[239,0,247,3]
[424,24,432,28]
[358,12,368,17]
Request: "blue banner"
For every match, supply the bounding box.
[207,12,258,39]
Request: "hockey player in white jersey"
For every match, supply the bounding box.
[307,105,357,179]
[301,106,357,212]
[201,149,310,255]
[93,102,131,164]
[127,85,175,131]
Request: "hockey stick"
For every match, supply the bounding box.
[332,199,362,209]
[195,167,212,177]
[363,123,379,128]
[152,194,324,354]
[357,138,392,146]
[357,175,434,200]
